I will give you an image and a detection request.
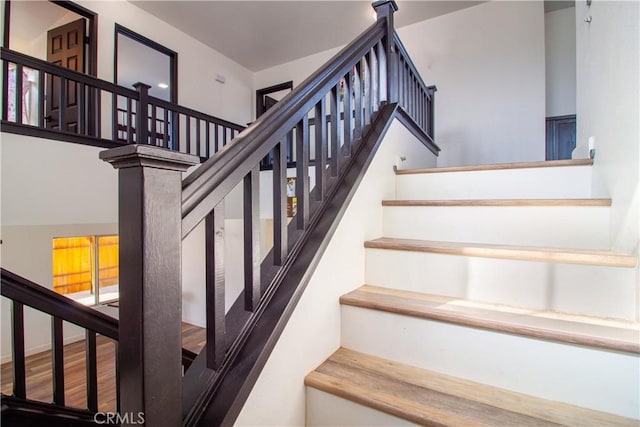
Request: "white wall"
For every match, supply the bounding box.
[575,0,640,253]
[545,7,576,117]
[397,1,546,167]
[83,0,253,126]
[236,119,436,426]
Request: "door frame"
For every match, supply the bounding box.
[256,81,293,119]
[2,0,98,77]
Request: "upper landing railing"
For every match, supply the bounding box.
[0,48,245,159]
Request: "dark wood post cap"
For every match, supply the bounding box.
[100,144,199,171]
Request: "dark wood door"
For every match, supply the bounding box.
[46,18,86,132]
[546,115,576,160]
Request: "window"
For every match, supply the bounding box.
[52,235,119,305]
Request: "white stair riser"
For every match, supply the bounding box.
[306,388,419,426]
[396,166,593,200]
[341,306,640,419]
[365,248,637,319]
[382,206,610,248]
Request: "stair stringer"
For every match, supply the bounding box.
[234,119,438,426]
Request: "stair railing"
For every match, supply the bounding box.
[0,268,197,425]
[1,268,119,418]
[99,1,437,426]
[393,31,437,147]
[0,48,244,158]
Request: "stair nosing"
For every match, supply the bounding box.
[364,237,638,268]
[340,285,640,354]
[396,159,593,175]
[382,198,611,207]
[306,348,638,427]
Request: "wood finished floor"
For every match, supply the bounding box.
[1,322,205,412]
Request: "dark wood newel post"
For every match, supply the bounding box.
[373,0,398,104]
[427,85,437,139]
[100,145,199,427]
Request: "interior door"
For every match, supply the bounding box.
[546,115,576,160]
[46,18,86,132]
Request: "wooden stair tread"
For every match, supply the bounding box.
[364,237,638,267]
[341,285,640,354]
[382,198,611,207]
[305,348,637,427]
[396,159,593,175]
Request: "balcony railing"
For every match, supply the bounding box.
[0,48,245,159]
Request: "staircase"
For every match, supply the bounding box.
[305,159,640,426]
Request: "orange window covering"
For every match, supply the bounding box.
[98,235,119,288]
[52,235,120,296]
[52,236,94,295]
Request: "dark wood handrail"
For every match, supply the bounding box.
[1,47,138,99]
[181,19,386,236]
[1,268,118,340]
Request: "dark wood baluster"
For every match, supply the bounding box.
[59,76,67,131]
[296,116,310,230]
[11,301,26,399]
[78,83,86,135]
[115,341,121,414]
[93,87,102,138]
[363,53,371,126]
[38,71,45,128]
[343,73,352,156]
[396,58,402,107]
[1,61,9,121]
[185,115,191,154]
[163,108,169,149]
[353,62,362,140]
[196,119,201,157]
[126,97,133,144]
[315,98,327,200]
[402,62,407,110]
[85,330,98,412]
[371,47,379,112]
[173,111,181,152]
[244,167,260,311]
[422,91,427,130]
[214,124,219,152]
[223,127,228,147]
[273,142,287,265]
[206,202,226,369]
[52,317,65,406]
[286,129,294,163]
[15,63,23,124]
[376,41,386,104]
[206,122,211,158]
[112,93,118,142]
[409,72,414,118]
[412,77,417,121]
[330,84,340,176]
[150,103,157,146]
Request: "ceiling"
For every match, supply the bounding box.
[129,1,485,72]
